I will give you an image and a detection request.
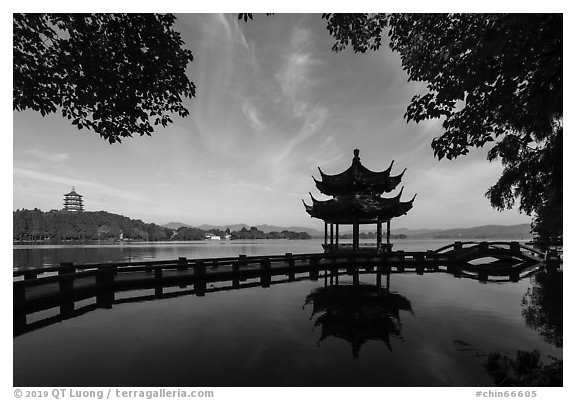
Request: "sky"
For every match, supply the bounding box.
[12,13,535,231]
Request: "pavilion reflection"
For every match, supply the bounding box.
[304,276,413,358]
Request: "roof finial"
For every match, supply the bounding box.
[353,149,360,159]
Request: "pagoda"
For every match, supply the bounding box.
[303,149,415,253]
[63,187,84,212]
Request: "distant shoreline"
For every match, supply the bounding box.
[12,238,316,246]
[13,236,535,247]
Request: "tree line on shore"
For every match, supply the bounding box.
[12,209,311,242]
[174,226,311,241]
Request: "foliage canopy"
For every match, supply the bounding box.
[13,14,196,143]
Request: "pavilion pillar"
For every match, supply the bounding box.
[376,221,382,252]
[386,220,391,251]
[353,223,359,252]
[324,221,328,246]
[330,223,334,249]
[335,224,339,250]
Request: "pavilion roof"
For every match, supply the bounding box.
[314,149,405,196]
[302,189,416,224]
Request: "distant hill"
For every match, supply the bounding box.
[196,223,250,232]
[162,222,531,240]
[393,228,438,237]
[163,222,193,230]
[399,224,532,240]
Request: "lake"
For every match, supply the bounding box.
[13,238,510,270]
[13,239,562,386]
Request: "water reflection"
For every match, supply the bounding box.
[450,268,563,387]
[452,340,563,386]
[304,281,413,358]
[14,260,549,339]
[484,349,562,386]
[14,258,562,387]
[521,269,563,347]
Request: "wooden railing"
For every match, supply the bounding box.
[14,243,555,316]
[13,255,548,337]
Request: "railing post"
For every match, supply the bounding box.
[194,261,207,296]
[24,270,37,281]
[232,261,240,287]
[59,262,75,294]
[447,264,462,278]
[96,266,114,308]
[154,265,163,282]
[194,261,206,279]
[260,257,271,287]
[352,266,359,285]
[177,257,188,288]
[14,283,25,308]
[59,261,76,318]
[309,256,319,281]
[286,253,295,281]
[478,271,488,283]
[239,254,247,267]
[96,266,115,287]
[509,270,520,282]
[453,266,462,278]
[154,265,163,296]
[14,312,26,336]
[195,281,206,297]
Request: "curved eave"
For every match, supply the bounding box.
[383,169,406,192]
[314,162,403,196]
[303,194,416,224]
[356,160,394,181]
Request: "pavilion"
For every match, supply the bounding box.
[303,149,415,253]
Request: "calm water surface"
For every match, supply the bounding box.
[14,239,482,270]
[13,240,562,386]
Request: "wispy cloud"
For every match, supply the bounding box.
[263,25,331,183]
[241,99,266,131]
[22,149,70,163]
[275,27,320,117]
[216,13,256,59]
[13,168,145,202]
